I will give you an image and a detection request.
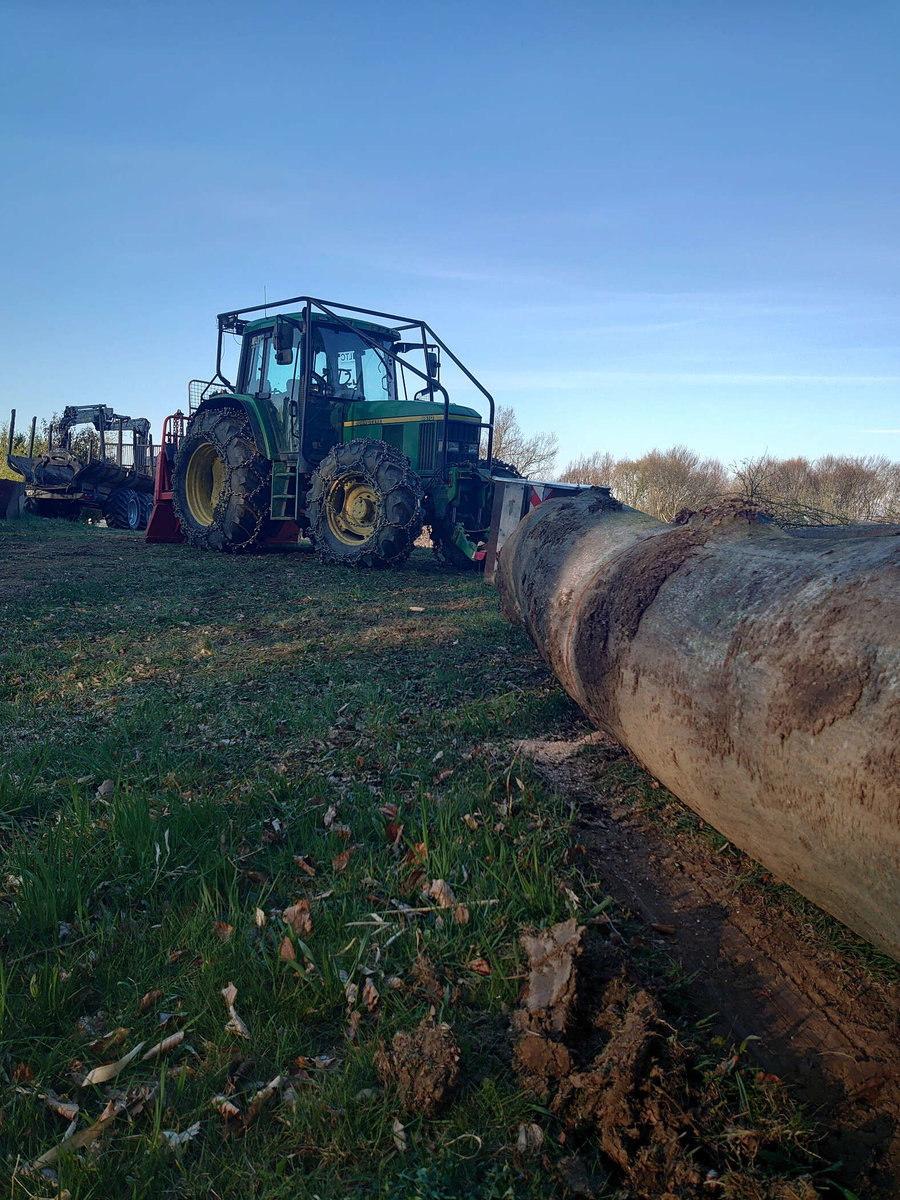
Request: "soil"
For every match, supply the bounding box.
[518,731,900,1199]
[512,919,830,1199]
[373,1018,461,1117]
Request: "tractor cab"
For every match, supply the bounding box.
[204,299,492,479]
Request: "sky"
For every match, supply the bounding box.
[1,0,898,472]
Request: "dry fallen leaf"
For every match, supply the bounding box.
[254,907,266,928]
[279,936,297,962]
[392,1116,408,1152]
[82,1041,146,1086]
[379,803,399,820]
[467,957,492,976]
[87,1026,130,1053]
[423,879,457,909]
[34,1099,126,1168]
[433,768,454,784]
[212,921,233,943]
[142,1031,184,1061]
[385,821,404,845]
[221,982,250,1039]
[332,849,352,872]
[43,1093,79,1121]
[282,899,313,936]
[323,805,338,828]
[517,1122,544,1152]
[95,779,114,802]
[462,813,480,831]
[408,606,425,613]
[245,1075,282,1125]
[139,989,163,1013]
[294,855,316,877]
[212,1095,242,1121]
[453,904,470,926]
[346,1010,362,1041]
[160,1121,200,1150]
[362,977,380,1011]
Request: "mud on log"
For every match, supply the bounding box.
[497,489,900,961]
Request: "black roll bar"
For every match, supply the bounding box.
[214,295,496,477]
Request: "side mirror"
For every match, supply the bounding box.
[274,316,294,366]
[426,350,439,379]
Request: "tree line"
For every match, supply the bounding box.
[558,447,900,524]
[485,406,900,525]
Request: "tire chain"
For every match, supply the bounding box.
[176,407,270,552]
[309,439,424,567]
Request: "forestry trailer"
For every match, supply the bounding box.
[148,295,582,570]
[7,405,156,529]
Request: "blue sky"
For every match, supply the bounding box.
[1,0,897,471]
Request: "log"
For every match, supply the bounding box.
[497,489,900,961]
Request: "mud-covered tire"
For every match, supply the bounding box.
[137,493,154,529]
[104,488,142,530]
[307,439,424,568]
[172,406,271,552]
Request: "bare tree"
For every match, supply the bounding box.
[483,405,558,477]
[563,445,726,521]
[559,450,618,486]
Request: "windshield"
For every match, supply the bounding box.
[310,325,394,401]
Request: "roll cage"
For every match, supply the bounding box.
[211,296,496,477]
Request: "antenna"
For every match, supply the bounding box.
[264,286,268,316]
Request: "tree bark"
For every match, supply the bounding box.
[497,489,900,961]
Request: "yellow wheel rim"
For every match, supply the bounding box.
[184,442,225,526]
[326,477,380,545]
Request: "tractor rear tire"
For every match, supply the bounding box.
[104,488,142,530]
[307,439,423,568]
[172,406,271,552]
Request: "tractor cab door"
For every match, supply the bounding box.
[299,326,349,467]
[300,323,395,467]
[241,325,302,452]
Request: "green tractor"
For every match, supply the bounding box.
[158,296,517,567]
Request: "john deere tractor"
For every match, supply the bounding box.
[169,296,515,567]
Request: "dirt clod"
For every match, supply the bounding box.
[373,1019,461,1117]
[513,919,822,1200]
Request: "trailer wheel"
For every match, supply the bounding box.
[137,493,154,529]
[307,439,423,568]
[172,406,270,552]
[104,488,142,530]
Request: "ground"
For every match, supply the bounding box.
[0,517,896,1199]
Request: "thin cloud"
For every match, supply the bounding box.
[490,370,900,390]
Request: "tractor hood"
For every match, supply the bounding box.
[342,400,482,424]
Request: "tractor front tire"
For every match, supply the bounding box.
[172,406,271,552]
[104,488,142,530]
[307,439,423,568]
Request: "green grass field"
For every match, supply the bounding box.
[0,518,843,1199]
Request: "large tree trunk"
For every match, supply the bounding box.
[497,489,900,961]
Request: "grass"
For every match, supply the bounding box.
[0,517,849,1198]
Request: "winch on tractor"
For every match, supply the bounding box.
[148,296,582,570]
